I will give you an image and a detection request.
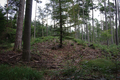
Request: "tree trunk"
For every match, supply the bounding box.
[108,0,113,44]
[59,0,62,48]
[46,24,48,36]
[7,0,8,21]
[115,0,118,45]
[86,19,89,44]
[34,1,37,38]
[13,0,25,51]
[82,27,83,40]
[118,0,120,43]
[91,0,94,43]
[42,18,44,37]
[22,0,33,61]
[104,0,108,45]
[83,1,85,40]
[104,0,107,30]
[77,8,80,39]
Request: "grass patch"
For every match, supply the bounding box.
[0,64,43,80]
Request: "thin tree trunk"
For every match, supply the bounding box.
[85,23,86,41]
[86,20,89,43]
[42,18,44,37]
[77,9,80,39]
[104,0,107,30]
[115,0,118,45]
[53,1,56,36]
[13,0,25,51]
[7,0,8,21]
[34,1,37,38]
[82,27,83,40]
[22,0,33,61]
[104,0,108,45]
[59,0,62,48]
[118,0,120,43]
[83,1,85,40]
[108,0,113,44]
[46,24,48,36]
[72,1,77,38]
[91,0,94,43]
[54,20,55,35]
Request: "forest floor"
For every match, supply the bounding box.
[0,39,120,80]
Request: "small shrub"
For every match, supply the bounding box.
[71,43,74,46]
[88,44,96,49]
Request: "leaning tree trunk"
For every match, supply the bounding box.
[22,0,33,61]
[13,0,25,51]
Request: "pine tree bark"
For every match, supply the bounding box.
[22,0,33,61]
[13,0,25,51]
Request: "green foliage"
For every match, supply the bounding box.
[101,30,111,41]
[0,64,43,80]
[93,43,120,56]
[88,44,96,49]
[31,36,57,45]
[0,42,14,50]
[31,21,54,37]
[61,66,77,77]
[71,43,74,46]
[73,39,87,47]
[82,58,116,73]
[6,27,16,42]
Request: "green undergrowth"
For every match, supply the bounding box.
[55,58,119,79]
[80,58,120,79]
[0,64,43,80]
[91,43,120,56]
[31,36,58,45]
[0,42,14,49]
[72,38,87,47]
[47,66,83,80]
[71,38,120,56]
[82,58,117,73]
